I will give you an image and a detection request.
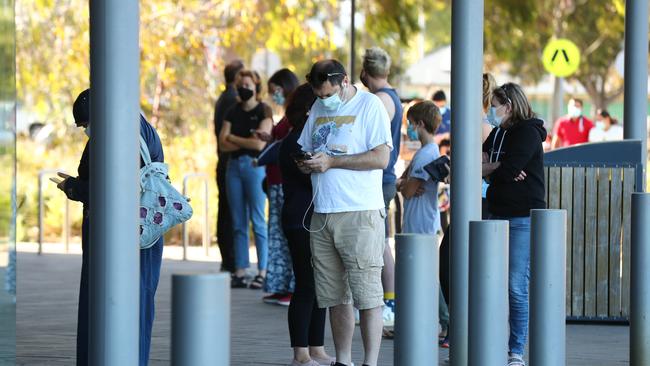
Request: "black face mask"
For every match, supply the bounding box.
[237,87,254,102]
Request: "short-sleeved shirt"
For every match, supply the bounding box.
[225,102,271,158]
[298,89,393,213]
[403,142,441,235]
[588,124,623,142]
[552,115,594,147]
[434,107,452,135]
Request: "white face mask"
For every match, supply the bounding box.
[568,105,582,118]
[596,121,606,130]
[317,84,346,112]
[487,106,504,127]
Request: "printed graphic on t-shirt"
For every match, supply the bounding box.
[312,115,356,155]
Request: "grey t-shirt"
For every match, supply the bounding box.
[403,142,441,235]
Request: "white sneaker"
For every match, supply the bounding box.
[382,304,395,326]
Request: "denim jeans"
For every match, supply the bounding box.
[226,155,268,271]
[491,215,531,355]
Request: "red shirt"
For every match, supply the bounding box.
[265,116,292,185]
[552,115,594,147]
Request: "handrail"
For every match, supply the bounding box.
[38,169,71,255]
[182,173,210,261]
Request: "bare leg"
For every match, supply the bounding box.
[293,347,311,363]
[381,241,395,296]
[309,345,330,359]
[330,304,355,365]
[359,306,383,366]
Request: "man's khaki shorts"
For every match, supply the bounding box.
[310,209,386,310]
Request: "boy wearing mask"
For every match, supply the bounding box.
[397,100,448,341]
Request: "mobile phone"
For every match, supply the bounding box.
[291,151,313,161]
[50,177,64,184]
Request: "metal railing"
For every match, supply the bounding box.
[38,169,72,255]
[182,173,210,261]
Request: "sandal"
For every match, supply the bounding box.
[230,275,247,289]
[249,275,265,290]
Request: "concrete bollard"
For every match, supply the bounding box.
[172,273,230,366]
[394,233,438,366]
[468,220,509,366]
[631,193,650,365]
[530,209,567,366]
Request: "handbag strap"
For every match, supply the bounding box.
[139,135,152,166]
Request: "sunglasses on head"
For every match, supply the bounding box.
[500,84,513,105]
[306,72,345,84]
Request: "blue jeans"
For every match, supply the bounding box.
[226,155,268,271]
[491,215,531,355]
[77,216,163,366]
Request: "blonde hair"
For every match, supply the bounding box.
[362,47,391,78]
[482,73,497,112]
[492,82,536,128]
[406,100,441,134]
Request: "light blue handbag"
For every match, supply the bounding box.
[139,136,193,249]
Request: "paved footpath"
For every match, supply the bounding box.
[17,251,629,365]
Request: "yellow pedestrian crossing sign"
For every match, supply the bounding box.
[542,39,581,77]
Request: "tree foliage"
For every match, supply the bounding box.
[485,0,627,109]
[16,0,348,134]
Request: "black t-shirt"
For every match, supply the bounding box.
[225,102,271,158]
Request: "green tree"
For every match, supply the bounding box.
[16,0,346,135]
[484,0,627,110]
[357,0,448,84]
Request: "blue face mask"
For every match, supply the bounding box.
[318,86,344,111]
[407,121,419,141]
[272,91,285,106]
[439,107,448,115]
[487,107,503,128]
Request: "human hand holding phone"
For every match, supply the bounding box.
[52,172,71,191]
[291,151,313,162]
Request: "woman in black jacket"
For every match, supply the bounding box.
[482,82,547,366]
[279,83,334,366]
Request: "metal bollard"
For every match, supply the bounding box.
[394,233,438,366]
[182,173,210,260]
[172,273,230,366]
[64,198,70,253]
[530,209,567,366]
[468,220,509,366]
[631,193,650,365]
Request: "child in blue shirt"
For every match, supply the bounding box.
[397,100,449,344]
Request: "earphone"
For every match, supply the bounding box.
[302,174,328,233]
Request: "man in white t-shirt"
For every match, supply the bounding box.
[298,60,392,366]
